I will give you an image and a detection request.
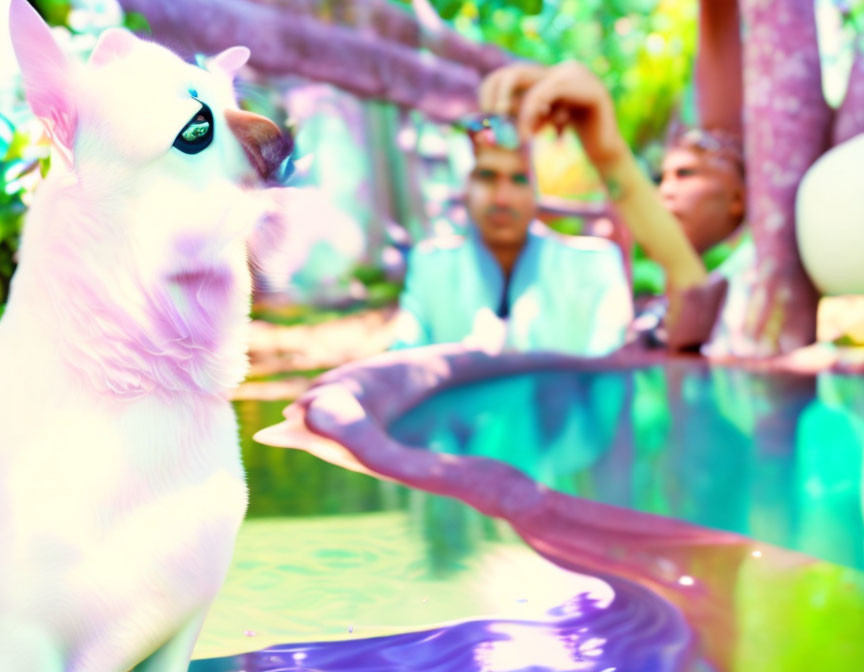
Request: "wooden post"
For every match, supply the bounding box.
[738,0,831,354]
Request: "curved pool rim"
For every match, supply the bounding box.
[252,344,864,670]
[254,346,771,577]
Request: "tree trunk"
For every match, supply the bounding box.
[832,50,864,147]
[738,0,830,355]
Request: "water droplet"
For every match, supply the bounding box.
[752,550,763,558]
[678,575,695,587]
[348,625,354,633]
[243,629,256,637]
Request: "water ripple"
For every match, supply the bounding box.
[192,574,693,672]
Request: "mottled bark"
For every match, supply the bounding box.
[739,0,830,355]
[832,50,864,146]
[243,0,511,73]
[118,0,497,121]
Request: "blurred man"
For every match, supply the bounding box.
[391,114,633,355]
[479,61,748,352]
[659,128,745,256]
[656,127,752,353]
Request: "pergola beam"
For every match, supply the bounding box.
[240,0,511,74]
[118,0,511,121]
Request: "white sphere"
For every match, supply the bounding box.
[796,133,864,295]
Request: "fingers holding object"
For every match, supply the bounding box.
[516,63,607,139]
[516,75,570,139]
[478,68,503,112]
[479,63,547,116]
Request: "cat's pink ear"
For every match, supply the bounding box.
[206,46,250,78]
[9,0,77,167]
[89,28,138,67]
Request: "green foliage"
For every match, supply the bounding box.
[352,263,388,286]
[839,0,864,36]
[0,122,48,308]
[0,191,25,306]
[631,235,740,297]
[122,11,151,34]
[250,304,360,327]
[351,263,403,307]
[702,238,737,273]
[632,255,666,296]
[544,216,584,236]
[407,0,698,151]
[234,400,404,517]
[365,281,402,306]
[434,0,464,20]
[33,0,72,27]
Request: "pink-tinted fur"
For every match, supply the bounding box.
[0,0,292,669]
[13,168,253,401]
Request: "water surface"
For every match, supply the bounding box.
[391,365,864,570]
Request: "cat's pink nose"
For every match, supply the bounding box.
[224,108,292,183]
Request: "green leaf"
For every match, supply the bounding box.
[432,0,463,20]
[352,264,387,286]
[366,282,402,306]
[122,11,152,35]
[632,257,666,296]
[33,0,71,28]
[515,0,544,15]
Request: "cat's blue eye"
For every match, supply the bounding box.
[173,101,213,155]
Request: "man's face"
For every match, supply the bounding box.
[659,148,744,254]
[466,145,536,249]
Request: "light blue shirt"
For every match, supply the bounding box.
[702,231,756,357]
[392,223,633,356]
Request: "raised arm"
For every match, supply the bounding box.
[480,62,733,349]
[482,62,707,292]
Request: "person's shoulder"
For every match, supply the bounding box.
[412,233,469,257]
[530,223,620,256]
[405,234,469,283]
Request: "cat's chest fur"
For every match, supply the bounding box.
[0,350,248,662]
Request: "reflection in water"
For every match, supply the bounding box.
[390,364,864,570]
[234,401,403,518]
[192,401,694,669]
[192,507,694,671]
[196,364,864,670]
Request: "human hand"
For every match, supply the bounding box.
[479,63,549,118]
[516,61,629,169]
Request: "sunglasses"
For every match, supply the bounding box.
[457,113,522,151]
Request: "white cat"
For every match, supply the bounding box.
[0,0,291,669]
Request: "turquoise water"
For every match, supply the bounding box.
[190,371,864,670]
[195,401,695,667]
[389,364,864,570]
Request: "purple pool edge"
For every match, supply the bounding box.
[253,345,817,669]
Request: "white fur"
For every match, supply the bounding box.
[0,3,281,669]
